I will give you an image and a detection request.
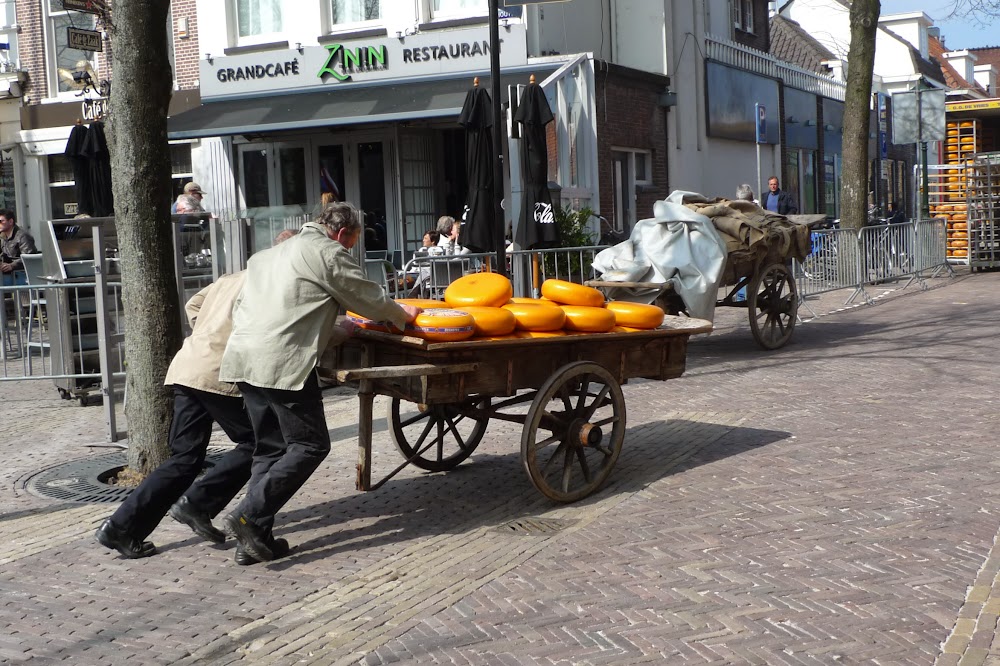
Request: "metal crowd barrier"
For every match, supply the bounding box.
[793,220,952,312]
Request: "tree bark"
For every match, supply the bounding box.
[107,0,181,473]
[840,0,880,231]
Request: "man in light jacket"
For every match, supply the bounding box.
[220,202,419,563]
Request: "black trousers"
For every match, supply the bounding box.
[110,386,255,541]
[234,372,331,534]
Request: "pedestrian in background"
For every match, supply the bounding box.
[763,176,798,215]
[735,184,759,206]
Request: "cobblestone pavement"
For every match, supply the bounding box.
[2,270,1000,665]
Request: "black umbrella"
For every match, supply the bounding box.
[457,83,496,254]
[514,79,559,249]
[64,122,93,215]
[81,120,114,217]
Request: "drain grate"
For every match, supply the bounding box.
[24,447,232,504]
[493,517,577,536]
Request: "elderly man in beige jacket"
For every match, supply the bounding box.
[220,202,418,563]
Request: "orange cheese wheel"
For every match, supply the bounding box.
[953,222,968,230]
[502,302,566,331]
[453,306,517,336]
[508,297,561,307]
[605,301,666,329]
[444,272,513,308]
[394,298,451,309]
[559,305,616,332]
[346,312,392,332]
[952,232,968,239]
[961,121,975,128]
[405,309,476,342]
[540,279,605,307]
[948,240,967,248]
[514,330,567,339]
[952,249,968,256]
[951,213,967,221]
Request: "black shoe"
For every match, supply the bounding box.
[168,496,226,544]
[235,538,290,566]
[223,512,274,562]
[95,519,156,559]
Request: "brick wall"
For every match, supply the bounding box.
[171,0,201,90]
[13,1,200,106]
[593,62,670,231]
[734,0,770,53]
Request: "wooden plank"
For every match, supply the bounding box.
[336,362,479,382]
[585,280,674,291]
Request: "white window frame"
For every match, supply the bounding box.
[742,0,754,34]
[0,0,19,73]
[732,0,742,30]
[611,147,652,187]
[43,0,101,100]
[228,0,288,48]
[426,0,487,21]
[323,0,384,33]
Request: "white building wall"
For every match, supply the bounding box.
[879,13,930,60]
[527,1,610,61]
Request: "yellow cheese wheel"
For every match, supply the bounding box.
[559,305,617,333]
[952,232,968,239]
[947,121,958,128]
[961,121,975,128]
[952,213,968,221]
[540,279,605,307]
[394,298,451,309]
[948,239,967,248]
[514,330,567,339]
[952,249,968,257]
[453,306,517,336]
[502,302,566,331]
[405,309,476,342]
[953,222,968,230]
[444,272,513,308]
[508,297,561,307]
[605,301,666,329]
[346,312,393,333]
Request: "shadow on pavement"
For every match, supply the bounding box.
[264,418,791,569]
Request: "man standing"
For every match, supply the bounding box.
[220,202,419,563]
[763,177,798,215]
[0,210,37,285]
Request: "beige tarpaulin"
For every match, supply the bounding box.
[685,198,815,263]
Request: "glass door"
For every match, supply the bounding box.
[238,142,313,213]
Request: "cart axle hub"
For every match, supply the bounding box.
[574,420,603,447]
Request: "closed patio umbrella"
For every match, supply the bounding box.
[64,122,93,215]
[458,81,496,254]
[82,120,114,217]
[514,77,559,249]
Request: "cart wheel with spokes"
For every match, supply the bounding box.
[748,262,798,350]
[388,395,490,472]
[521,362,626,503]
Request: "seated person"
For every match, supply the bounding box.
[0,209,36,286]
[435,215,470,255]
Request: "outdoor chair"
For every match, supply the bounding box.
[20,253,50,364]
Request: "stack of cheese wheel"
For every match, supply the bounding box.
[502,300,566,331]
[606,301,665,330]
[539,279,614,333]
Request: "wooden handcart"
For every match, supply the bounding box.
[334,316,712,503]
[587,245,798,350]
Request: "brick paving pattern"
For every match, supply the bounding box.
[1,271,999,665]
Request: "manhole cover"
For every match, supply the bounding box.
[23,447,232,504]
[493,517,576,536]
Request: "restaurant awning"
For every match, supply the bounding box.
[168,66,560,140]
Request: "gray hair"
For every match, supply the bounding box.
[316,201,362,234]
[735,184,755,202]
[175,194,201,214]
[436,215,456,235]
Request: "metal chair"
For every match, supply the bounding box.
[427,259,466,300]
[364,258,400,296]
[20,253,50,363]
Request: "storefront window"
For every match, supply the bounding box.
[237,0,283,38]
[432,0,486,18]
[48,154,76,219]
[170,144,194,201]
[47,0,98,95]
[331,0,379,25]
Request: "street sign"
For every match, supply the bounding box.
[67,27,102,53]
[891,89,946,144]
[61,0,106,14]
[755,103,766,144]
[880,130,888,159]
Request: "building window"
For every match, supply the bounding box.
[432,0,486,19]
[170,143,194,201]
[48,154,77,219]
[732,0,754,34]
[235,0,283,40]
[331,0,380,26]
[46,0,99,97]
[0,0,19,72]
[610,149,652,232]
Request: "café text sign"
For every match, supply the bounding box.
[82,97,109,120]
[200,24,527,100]
[67,27,102,52]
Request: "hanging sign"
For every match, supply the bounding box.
[61,0,106,14]
[67,27,102,52]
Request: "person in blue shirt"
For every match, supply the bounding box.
[763,177,798,215]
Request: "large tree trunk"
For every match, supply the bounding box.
[840,0,880,231]
[107,0,181,473]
